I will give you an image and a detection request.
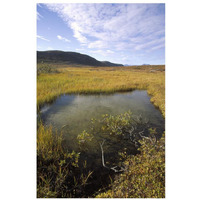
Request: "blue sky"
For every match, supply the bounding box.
[37,3,165,65]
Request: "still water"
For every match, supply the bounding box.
[40,90,164,158]
[39,90,165,195]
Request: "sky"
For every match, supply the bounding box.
[37,3,165,65]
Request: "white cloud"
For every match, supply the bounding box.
[47,47,53,50]
[151,44,165,51]
[89,50,105,55]
[88,40,108,49]
[45,4,165,51]
[135,37,165,50]
[76,48,85,51]
[37,35,49,42]
[89,49,115,57]
[37,11,43,20]
[37,3,43,8]
[73,30,87,43]
[57,35,71,42]
[122,57,128,61]
[106,50,114,54]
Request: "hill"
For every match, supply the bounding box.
[101,61,124,67]
[37,50,123,67]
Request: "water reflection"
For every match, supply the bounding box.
[40,90,165,152]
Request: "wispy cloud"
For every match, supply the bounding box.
[151,44,165,51]
[89,49,115,57]
[76,48,85,51]
[37,3,43,8]
[134,37,165,50]
[88,40,108,49]
[37,35,49,42]
[57,35,71,42]
[37,11,43,20]
[47,47,53,50]
[45,4,165,52]
[122,55,129,61]
[106,50,114,54]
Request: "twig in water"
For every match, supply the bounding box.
[99,139,125,173]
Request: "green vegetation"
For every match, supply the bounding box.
[37,63,59,75]
[37,64,165,198]
[37,65,165,117]
[77,111,133,155]
[96,132,165,198]
[37,122,93,198]
[76,112,165,198]
[37,50,123,66]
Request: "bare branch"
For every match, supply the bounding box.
[99,139,108,169]
[138,131,154,143]
[99,140,125,173]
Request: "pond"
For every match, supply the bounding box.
[39,90,165,196]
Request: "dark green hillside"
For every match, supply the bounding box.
[101,61,124,67]
[37,50,123,67]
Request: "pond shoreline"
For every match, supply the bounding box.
[38,88,165,118]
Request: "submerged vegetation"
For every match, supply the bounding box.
[96,131,165,198]
[37,64,165,198]
[37,122,93,198]
[77,112,165,198]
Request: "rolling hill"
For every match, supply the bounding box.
[37,50,123,67]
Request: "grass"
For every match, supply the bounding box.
[37,64,165,198]
[37,63,59,75]
[37,65,165,117]
[37,122,93,198]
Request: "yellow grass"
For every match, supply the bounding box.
[37,65,165,117]
[37,65,165,197]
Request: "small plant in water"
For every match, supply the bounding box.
[37,122,93,198]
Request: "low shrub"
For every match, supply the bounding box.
[96,133,165,198]
[37,122,92,198]
[37,64,59,75]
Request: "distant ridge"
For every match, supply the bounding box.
[37,50,123,67]
[101,61,123,67]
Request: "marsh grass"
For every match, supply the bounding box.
[37,122,93,198]
[37,63,59,75]
[37,65,165,198]
[37,65,165,116]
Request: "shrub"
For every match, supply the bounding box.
[96,133,165,198]
[76,112,165,198]
[37,64,59,75]
[37,122,92,198]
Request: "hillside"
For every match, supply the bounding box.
[37,50,123,67]
[101,61,124,67]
